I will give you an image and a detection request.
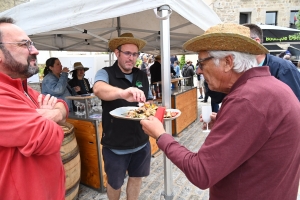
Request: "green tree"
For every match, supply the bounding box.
[296,11,300,29]
[179,55,185,69]
[135,58,142,68]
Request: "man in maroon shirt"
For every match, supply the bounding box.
[141,23,300,200]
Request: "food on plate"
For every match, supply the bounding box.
[125,102,178,119]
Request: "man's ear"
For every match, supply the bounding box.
[114,49,120,57]
[224,55,234,73]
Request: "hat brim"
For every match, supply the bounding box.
[71,67,89,72]
[109,37,146,51]
[183,33,269,55]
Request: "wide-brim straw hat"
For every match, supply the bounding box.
[71,62,89,72]
[183,23,269,55]
[108,33,146,51]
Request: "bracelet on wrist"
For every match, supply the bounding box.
[156,133,165,142]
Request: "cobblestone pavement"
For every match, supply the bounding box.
[78,98,300,200]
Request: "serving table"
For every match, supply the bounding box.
[67,113,107,192]
[170,86,197,135]
[153,77,193,88]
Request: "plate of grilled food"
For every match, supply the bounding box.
[109,103,181,121]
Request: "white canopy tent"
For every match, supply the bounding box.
[1,0,221,55]
[1,0,221,198]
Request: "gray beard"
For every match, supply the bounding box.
[1,47,39,78]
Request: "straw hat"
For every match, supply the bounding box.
[108,33,146,51]
[183,23,269,55]
[71,62,89,72]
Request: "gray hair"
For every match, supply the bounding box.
[208,51,258,73]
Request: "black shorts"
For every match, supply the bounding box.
[102,142,151,190]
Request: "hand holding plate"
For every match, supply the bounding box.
[140,116,166,139]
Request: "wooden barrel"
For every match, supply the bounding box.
[60,122,81,200]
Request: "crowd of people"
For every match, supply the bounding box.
[0,15,300,200]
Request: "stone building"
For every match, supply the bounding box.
[204,0,300,28]
[0,0,29,13]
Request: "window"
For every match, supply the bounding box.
[239,12,251,24]
[266,11,277,25]
[290,10,299,28]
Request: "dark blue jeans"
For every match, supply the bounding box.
[211,102,219,113]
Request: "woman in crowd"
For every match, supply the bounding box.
[68,62,93,95]
[42,57,76,111]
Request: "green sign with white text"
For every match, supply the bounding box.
[264,33,300,43]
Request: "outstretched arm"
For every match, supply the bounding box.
[93,81,146,102]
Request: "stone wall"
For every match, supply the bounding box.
[204,0,300,27]
[0,0,29,13]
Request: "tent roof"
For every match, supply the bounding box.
[259,24,300,38]
[290,44,300,50]
[0,0,222,54]
[263,44,284,52]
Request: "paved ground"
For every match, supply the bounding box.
[77,97,300,200]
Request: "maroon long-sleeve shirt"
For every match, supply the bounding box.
[158,67,300,200]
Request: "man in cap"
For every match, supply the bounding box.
[68,62,93,95]
[93,33,153,199]
[140,23,300,200]
[243,23,300,101]
[0,17,68,199]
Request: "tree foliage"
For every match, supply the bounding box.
[179,55,185,69]
[135,58,142,67]
[296,11,300,30]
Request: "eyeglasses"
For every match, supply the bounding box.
[118,49,140,58]
[198,56,214,70]
[0,40,35,52]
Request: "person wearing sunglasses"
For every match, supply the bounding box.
[0,17,68,200]
[93,33,153,200]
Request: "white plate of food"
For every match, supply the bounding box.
[109,104,181,121]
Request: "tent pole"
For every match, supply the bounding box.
[158,5,174,200]
[117,17,121,36]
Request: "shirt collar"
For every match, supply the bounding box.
[230,67,271,93]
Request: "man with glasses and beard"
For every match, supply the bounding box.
[93,33,153,200]
[0,17,68,200]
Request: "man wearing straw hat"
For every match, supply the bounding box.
[140,23,300,200]
[0,17,68,199]
[93,33,153,199]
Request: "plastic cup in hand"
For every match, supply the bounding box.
[202,105,212,133]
